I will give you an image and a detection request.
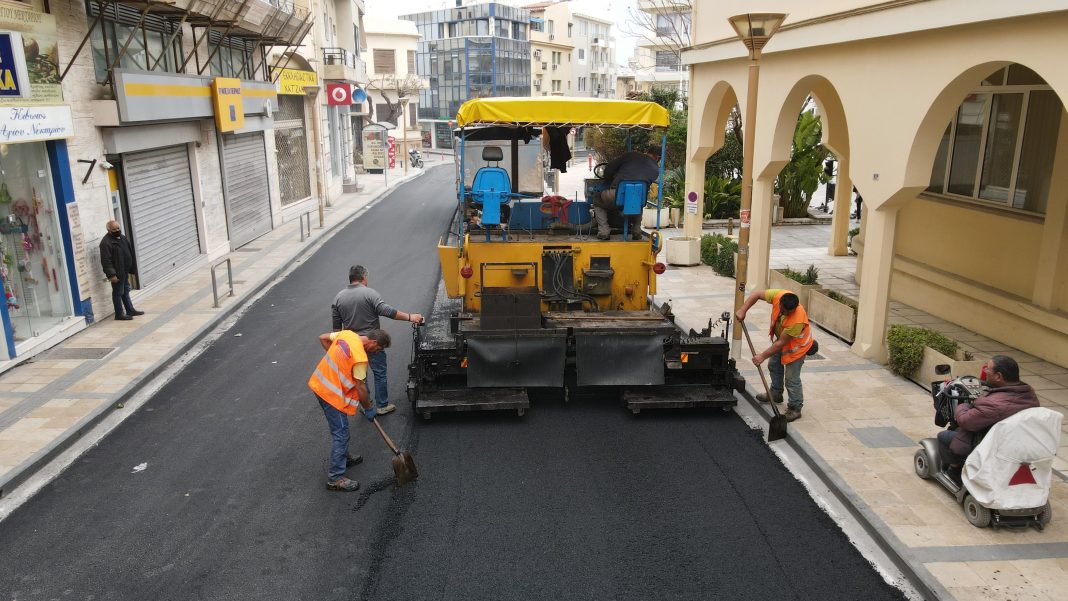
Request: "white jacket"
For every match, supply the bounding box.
[962,407,1062,509]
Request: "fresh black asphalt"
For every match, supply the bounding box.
[0,166,907,600]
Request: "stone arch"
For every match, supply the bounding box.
[690,80,740,165]
[761,74,850,181]
[269,51,315,74]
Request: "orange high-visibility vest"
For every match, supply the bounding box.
[768,290,813,365]
[308,331,368,415]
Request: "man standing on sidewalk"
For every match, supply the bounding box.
[736,289,814,422]
[332,265,423,416]
[99,220,144,321]
[309,328,391,492]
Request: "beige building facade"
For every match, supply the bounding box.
[363,16,426,163]
[683,1,1068,365]
[526,1,575,97]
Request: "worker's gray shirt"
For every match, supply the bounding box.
[331,283,398,333]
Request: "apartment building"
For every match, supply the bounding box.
[526,1,574,97]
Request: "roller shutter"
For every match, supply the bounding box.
[222,132,272,248]
[123,145,201,287]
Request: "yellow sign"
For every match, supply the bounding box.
[211,77,243,132]
[274,69,317,95]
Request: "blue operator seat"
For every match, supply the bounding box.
[471,146,511,230]
[615,180,648,240]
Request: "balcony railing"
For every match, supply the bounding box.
[323,47,357,69]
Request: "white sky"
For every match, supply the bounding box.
[363,0,640,65]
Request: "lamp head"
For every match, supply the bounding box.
[728,13,787,55]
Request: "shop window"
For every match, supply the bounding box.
[0,143,74,343]
[927,66,1062,215]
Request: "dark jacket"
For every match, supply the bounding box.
[99,233,137,279]
[950,382,1040,457]
[604,151,660,188]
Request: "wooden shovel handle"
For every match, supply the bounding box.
[371,417,401,455]
[742,325,782,418]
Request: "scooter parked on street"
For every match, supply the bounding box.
[914,375,1060,529]
[409,148,424,169]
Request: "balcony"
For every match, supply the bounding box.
[323,47,364,83]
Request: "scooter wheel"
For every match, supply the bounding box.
[963,494,992,528]
[913,449,933,480]
[1038,501,1053,527]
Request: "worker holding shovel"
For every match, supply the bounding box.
[309,329,391,491]
[736,289,815,423]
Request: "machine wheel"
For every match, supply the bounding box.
[517,408,526,417]
[963,494,992,528]
[1038,501,1053,527]
[422,411,432,421]
[406,384,419,407]
[913,449,933,480]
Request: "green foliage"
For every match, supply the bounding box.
[705,127,743,181]
[776,110,832,219]
[700,234,737,277]
[780,264,820,286]
[703,176,742,219]
[586,90,688,171]
[657,166,686,210]
[886,324,960,377]
[848,227,860,240]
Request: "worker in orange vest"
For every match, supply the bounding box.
[736,289,815,422]
[309,328,392,491]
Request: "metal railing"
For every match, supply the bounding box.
[323,47,357,68]
[299,211,313,241]
[210,257,234,308]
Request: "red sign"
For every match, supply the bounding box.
[327,83,351,105]
[387,136,396,169]
[739,209,751,224]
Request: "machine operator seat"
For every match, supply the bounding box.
[471,146,511,233]
[615,180,649,240]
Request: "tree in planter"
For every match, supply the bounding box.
[775,109,832,219]
[886,324,960,377]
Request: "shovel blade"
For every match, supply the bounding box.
[768,415,789,442]
[391,452,418,487]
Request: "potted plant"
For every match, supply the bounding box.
[808,288,858,342]
[886,324,983,390]
[768,264,821,307]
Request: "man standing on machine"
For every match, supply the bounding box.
[593,149,660,241]
[937,355,1039,468]
[736,289,814,422]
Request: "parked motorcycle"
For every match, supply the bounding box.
[409,148,424,169]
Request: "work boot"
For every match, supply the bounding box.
[326,477,360,492]
[784,407,803,422]
[756,391,783,404]
[596,232,610,241]
[128,310,145,316]
[345,454,363,467]
[376,403,396,416]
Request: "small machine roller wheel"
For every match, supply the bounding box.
[913,449,933,480]
[963,494,992,528]
[517,408,526,417]
[1037,501,1053,528]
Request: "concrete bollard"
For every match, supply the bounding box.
[727,218,734,236]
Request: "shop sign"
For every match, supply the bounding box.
[0,1,62,105]
[0,32,30,98]
[387,136,396,169]
[273,68,317,95]
[211,77,244,133]
[0,104,72,142]
[66,201,90,299]
[114,70,276,125]
[362,129,386,170]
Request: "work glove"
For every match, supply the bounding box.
[361,405,377,422]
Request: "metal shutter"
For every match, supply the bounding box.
[222,132,272,249]
[123,145,200,287]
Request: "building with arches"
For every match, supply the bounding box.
[683,1,1068,365]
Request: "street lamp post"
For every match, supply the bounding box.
[727,12,787,359]
[400,96,410,176]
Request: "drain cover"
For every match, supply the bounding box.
[40,347,116,361]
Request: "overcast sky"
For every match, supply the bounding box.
[363,0,640,65]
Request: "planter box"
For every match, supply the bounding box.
[665,236,700,266]
[768,269,822,308]
[642,207,671,228]
[910,346,984,391]
[808,288,857,343]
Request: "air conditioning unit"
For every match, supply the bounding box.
[549,34,555,40]
[534,79,541,88]
[533,50,541,59]
[593,37,600,44]
[552,64,557,70]
[541,61,547,69]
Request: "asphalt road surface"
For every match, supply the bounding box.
[0,166,907,601]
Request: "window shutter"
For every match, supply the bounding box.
[374,49,395,74]
[407,50,417,74]
[409,103,418,128]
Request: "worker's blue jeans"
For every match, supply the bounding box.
[317,396,349,481]
[369,351,389,408]
[768,352,805,410]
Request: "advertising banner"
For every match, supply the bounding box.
[387,136,396,169]
[273,68,317,95]
[0,0,61,105]
[362,129,386,171]
[0,104,73,142]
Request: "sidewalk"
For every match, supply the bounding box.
[0,165,428,498]
[655,223,1068,601]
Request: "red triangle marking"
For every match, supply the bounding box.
[1008,463,1037,486]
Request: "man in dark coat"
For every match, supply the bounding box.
[99,220,144,321]
[592,149,660,241]
[937,355,1039,466]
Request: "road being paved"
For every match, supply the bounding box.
[0,166,907,601]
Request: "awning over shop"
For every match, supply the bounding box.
[455,97,670,128]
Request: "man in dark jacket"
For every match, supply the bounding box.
[99,220,143,321]
[592,149,660,241]
[937,355,1039,466]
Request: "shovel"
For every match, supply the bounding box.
[742,325,788,442]
[371,417,418,487]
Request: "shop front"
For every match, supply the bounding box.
[0,3,84,361]
[273,68,316,210]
